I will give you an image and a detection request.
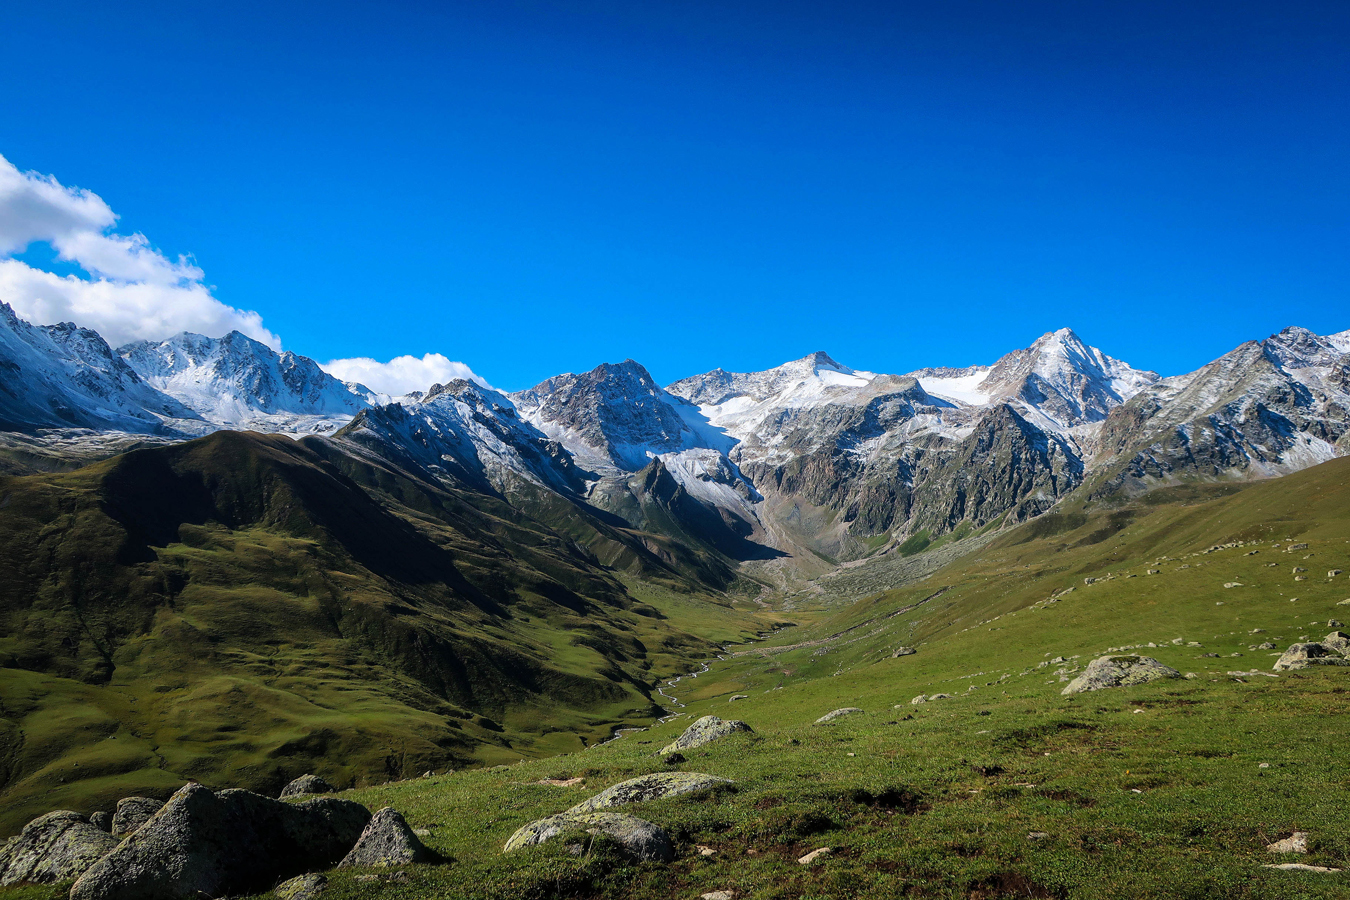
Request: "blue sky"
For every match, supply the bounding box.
[0,1,1347,391]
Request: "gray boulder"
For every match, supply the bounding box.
[504,811,674,862]
[1273,642,1350,672]
[660,716,752,754]
[69,783,370,900]
[891,647,916,658]
[814,707,864,724]
[275,873,327,900]
[112,797,163,837]
[1061,656,1182,695]
[569,772,732,813]
[1320,632,1350,655]
[280,775,337,799]
[338,808,434,868]
[0,810,120,886]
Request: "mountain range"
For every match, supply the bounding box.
[2,301,1348,574]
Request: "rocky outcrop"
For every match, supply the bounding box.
[70,783,370,900]
[503,811,674,862]
[1061,656,1182,695]
[0,811,120,886]
[660,716,753,754]
[338,808,434,868]
[112,797,163,837]
[568,773,732,813]
[280,775,337,798]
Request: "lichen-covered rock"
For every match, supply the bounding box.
[814,707,863,724]
[0,810,120,886]
[69,783,370,900]
[504,812,673,862]
[1320,631,1350,655]
[280,775,338,799]
[88,812,112,833]
[1061,656,1182,695]
[338,808,434,868]
[112,797,163,837]
[1273,642,1350,671]
[659,716,752,754]
[568,772,732,813]
[891,647,916,658]
[275,873,327,900]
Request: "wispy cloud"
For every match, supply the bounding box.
[0,154,279,349]
[322,353,493,397]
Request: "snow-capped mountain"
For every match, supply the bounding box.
[667,342,1095,558]
[0,302,206,435]
[510,360,726,471]
[338,379,589,496]
[912,328,1159,431]
[1089,326,1350,497]
[119,331,379,434]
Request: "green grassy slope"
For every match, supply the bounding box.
[0,431,767,834]
[144,455,1350,900]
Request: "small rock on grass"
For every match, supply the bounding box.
[504,811,674,862]
[569,772,732,813]
[798,847,832,865]
[338,808,435,868]
[1267,832,1309,854]
[660,716,752,754]
[275,873,327,900]
[1273,642,1350,671]
[814,708,863,724]
[1263,863,1341,873]
[1061,656,1181,695]
[535,777,585,787]
[701,891,735,900]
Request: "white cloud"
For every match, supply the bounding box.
[0,154,279,349]
[322,353,493,397]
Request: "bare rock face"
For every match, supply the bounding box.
[337,808,434,868]
[1061,656,1182,695]
[279,775,338,799]
[1273,642,1350,671]
[503,811,674,862]
[112,797,164,837]
[660,716,753,754]
[568,773,732,813]
[0,810,120,886]
[70,783,370,900]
